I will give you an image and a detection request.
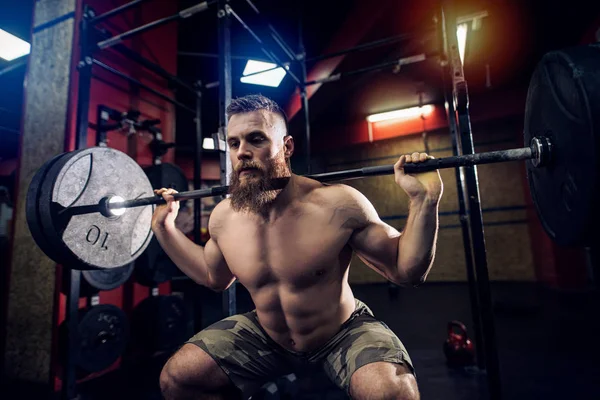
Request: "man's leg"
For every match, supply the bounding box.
[160,344,241,400]
[160,311,289,399]
[349,362,419,400]
[321,300,419,400]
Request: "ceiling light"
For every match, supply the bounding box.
[0,29,31,61]
[202,137,215,150]
[456,23,468,66]
[240,60,287,87]
[367,105,434,123]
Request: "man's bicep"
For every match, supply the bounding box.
[350,219,401,276]
[203,238,235,290]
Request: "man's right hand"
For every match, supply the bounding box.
[152,188,180,233]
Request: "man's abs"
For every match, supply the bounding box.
[250,280,357,352]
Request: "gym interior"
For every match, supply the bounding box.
[1,0,600,399]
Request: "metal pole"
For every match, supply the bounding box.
[306,29,432,63]
[298,11,311,174]
[437,11,485,369]
[96,0,215,49]
[442,4,502,399]
[109,42,198,95]
[178,51,271,63]
[304,52,434,86]
[92,59,196,114]
[194,87,203,245]
[90,0,154,25]
[62,6,91,399]
[225,4,302,85]
[218,0,235,318]
[243,0,297,61]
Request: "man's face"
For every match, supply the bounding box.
[226,110,293,215]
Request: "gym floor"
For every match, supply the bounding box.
[47,281,599,400]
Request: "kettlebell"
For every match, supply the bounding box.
[443,320,475,367]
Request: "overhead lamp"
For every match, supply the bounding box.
[0,28,31,61]
[456,23,468,66]
[202,137,215,150]
[366,105,434,123]
[240,60,287,87]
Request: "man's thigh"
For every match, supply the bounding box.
[187,311,290,396]
[321,312,416,396]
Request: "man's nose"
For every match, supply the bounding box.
[237,142,252,160]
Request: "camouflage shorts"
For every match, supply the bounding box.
[187,298,414,396]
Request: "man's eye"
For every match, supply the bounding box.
[229,142,239,148]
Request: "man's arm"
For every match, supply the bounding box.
[344,150,443,286]
[153,201,236,291]
[345,186,439,286]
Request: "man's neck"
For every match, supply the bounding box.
[264,174,298,221]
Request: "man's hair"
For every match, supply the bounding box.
[226,94,289,135]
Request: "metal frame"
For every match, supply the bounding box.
[440,4,501,400]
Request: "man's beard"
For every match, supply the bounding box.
[228,151,290,217]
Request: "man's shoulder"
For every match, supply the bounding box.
[208,198,232,234]
[307,180,367,206]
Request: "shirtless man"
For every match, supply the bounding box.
[154,95,443,400]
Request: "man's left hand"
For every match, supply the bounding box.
[394,152,443,202]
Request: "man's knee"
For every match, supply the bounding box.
[349,362,419,400]
[160,343,233,397]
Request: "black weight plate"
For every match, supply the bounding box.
[60,304,129,374]
[144,163,190,209]
[38,147,155,270]
[61,263,135,296]
[82,263,135,291]
[524,45,600,246]
[26,152,71,264]
[135,238,179,287]
[132,295,188,352]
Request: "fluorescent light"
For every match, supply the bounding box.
[367,105,434,123]
[457,23,468,66]
[0,29,30,61]
[202,137,215,150]
[240,60,287,87]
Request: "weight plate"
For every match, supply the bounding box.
[524,45,600,246]
[135,238,179,287]
[82,263,135,291]
[61,264,135,296]
[26,152,70,264]
[135,163,188,286]
[144,163,189,208]
[38,147,155,270]
[132,295,188,352]
[60,304,128,374]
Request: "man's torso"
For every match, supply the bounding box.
[215,179,360,352]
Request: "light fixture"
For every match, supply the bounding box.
[456,23,468,66]
[202,137,215,150]
[240,60,287,87]
[366,105,434,123]
[0,28,31,61]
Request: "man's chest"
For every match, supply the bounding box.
[217,206,354,287]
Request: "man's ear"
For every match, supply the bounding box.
[283,135,294,158]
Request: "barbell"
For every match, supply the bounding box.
[25,45,600,270]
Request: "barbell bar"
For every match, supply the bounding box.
[96,139,545,215]
[24,45,600,270]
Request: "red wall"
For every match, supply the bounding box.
[53,0,180,389]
